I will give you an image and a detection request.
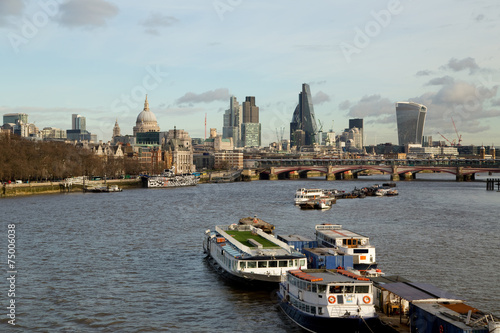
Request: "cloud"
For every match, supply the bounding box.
[344,95,394,118]
[0,0,24,26]
[440,57,479,74]
[474,14,485,22]
[425,76,455,86]
[58,0,119,28]
[338,100,351,110]
[140,13,178,35]
[176,88,230,105]
[416,70,433,76]
[312,91,330,105]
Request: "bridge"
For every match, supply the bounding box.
[244,159,500,181]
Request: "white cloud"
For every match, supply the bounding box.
[440,57,480,74]
[140,13,178,35]
[312,91,330,105]
[58,0,119,28]
[176,88,230,105]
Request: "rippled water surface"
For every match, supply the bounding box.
[1,174,499,332]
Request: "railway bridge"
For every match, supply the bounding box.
[244,158,500,181]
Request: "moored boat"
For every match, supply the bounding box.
[277,268,396,333]
[203,224,308,287]
[299,199,333,210]
[295,188,338,204]
[315,224,377,270]
[141,167,199,188]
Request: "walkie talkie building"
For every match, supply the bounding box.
[396,102,427,146]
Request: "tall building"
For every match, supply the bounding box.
[290,83,317,147]
[396,102,427,146]
[3,113,28,125]
[241,96,261,147]
[222,96,242,147]
[349,118,363,148]
[72,114,86,131]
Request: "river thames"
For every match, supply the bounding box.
[1,174,499,332]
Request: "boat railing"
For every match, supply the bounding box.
[216,225,254,254]
[315,224,342,231]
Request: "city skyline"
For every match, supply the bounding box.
[2,0,500,146]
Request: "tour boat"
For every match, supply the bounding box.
[277,268,395,333]
[315,224,377,270]
[203,224,308,287]
[141,167,199,188]
[299,199,333,210]
[295,188,338,204]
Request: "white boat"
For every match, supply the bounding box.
[277,268,394,333]
[203,224,308,287]
[315,224,377,270]
[142,167,199,188]
[299,199,333,210]
[295,188,338,204]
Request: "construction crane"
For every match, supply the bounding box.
[437,132,455,146]
[451,117,462,146]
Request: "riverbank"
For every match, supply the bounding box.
[1,179,142,198]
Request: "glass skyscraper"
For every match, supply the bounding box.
[290,83,317,147]
[396,102,427,146]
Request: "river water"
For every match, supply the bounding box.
[1,174,499,332]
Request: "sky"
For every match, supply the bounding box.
[1,0,500,146]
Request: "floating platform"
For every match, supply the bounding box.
[238,216,275,234]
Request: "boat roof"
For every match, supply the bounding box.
[304,247,345,256]
[277,234,314,242]
[315,225,369,239]
[213,225,304,259]
[289,269,371,284]
[378,281,461,302]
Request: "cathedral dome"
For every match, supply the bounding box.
[136,109,157,124]
[133,95,160,136]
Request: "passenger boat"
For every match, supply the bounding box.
[294,188,338,204]
[277,268,395,333]
[83,184,122,193]
[203,224,308,287]
[141,167,199,188]
[299,199,333,210]
[315,224,377,270]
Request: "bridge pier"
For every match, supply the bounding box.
[456,167,464,181]
[269,167,278,180]
[391,166,400,181]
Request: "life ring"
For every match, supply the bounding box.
[439,325,444,333]
[363,296,371,304]
[328,296,336,304]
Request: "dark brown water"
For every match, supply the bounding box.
[1,173,499,332]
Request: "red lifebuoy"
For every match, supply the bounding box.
[328,295,336,304]
[363,296,371,304]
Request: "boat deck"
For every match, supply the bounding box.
[224,230,280,248]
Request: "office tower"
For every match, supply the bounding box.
[3,113,28,125]
[242,96,259,123]
[241,96,261,147]
[222,96,242,147]
[72,114,86,131]
[349,118,364,148]
[396,102,427,146]
[290,83,317,147]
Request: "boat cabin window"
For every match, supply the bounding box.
[269,261,277,267]
[258,261,267,268]
[311,283,317,293]
[343,238,359,247]
[311,306,316,315]
[330,285,343,293]
[289,260,294,267]
[300,259,306,267]
[247,261,256,268]
[279,261,288,268]
[344,285,354,293]
[239,261,246,269]
[317,284,327,293]
[318,307,323,315]
[355,285,370,293]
